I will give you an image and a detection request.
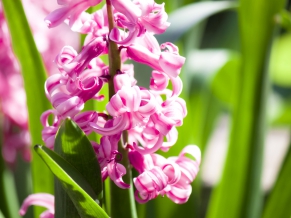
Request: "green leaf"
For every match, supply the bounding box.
[210,53,241,108]
[262,140,291,218]
[54,119,103,217]
[270,33,291,87]
[206,0,287,217]
[156,1,237,43]
[274,10,291,31]
[1,1,53,217]
[0,154,20,218]
[272,101,291,125]
[34,144,109,218]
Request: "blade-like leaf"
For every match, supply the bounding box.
[34,144,109,218]
[54,119,103,217]
[156,1,237,43]
[0,153,20,218]
[1,1,53,217]
[206,0,287,217]
[262,139,291,218]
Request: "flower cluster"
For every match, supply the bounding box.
[22,0,201,214]
[40,0,201,204]
[0,1,79,166]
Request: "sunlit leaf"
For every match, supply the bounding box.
[34,144,108,218]
[54,119,103,217]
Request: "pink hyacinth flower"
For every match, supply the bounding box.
[19,193,54,218]
[131,145,201,204]
[126,33,184,77]
[94,125,130,189]
[109,0,169,45]
[45,0,102,29]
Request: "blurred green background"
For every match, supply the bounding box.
[2,0,291,217]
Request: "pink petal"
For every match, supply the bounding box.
[45,7,71,28]
[159,52,185,78]
[108,162,130,189]
[19,193,54,216]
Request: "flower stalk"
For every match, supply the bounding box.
[106,1,137,217]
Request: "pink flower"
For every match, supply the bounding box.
[45,0,103,29]
[40,0,201,202]
[126,35,185,78]
[93,125,129,189]
[109,0,170,45]
[90,84,158,136]
[130,145,201,204]
[19,193,54,218]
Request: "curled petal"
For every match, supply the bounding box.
[127,45,161,71]
[98,136,112,160]
[139,2,170,34]
[133,132,164,154]
[150,71,169,91]
[129,149,154,173]
[151,112,175,135]
[133,167,168,203]
[179,145,201,165]
[166,185,192,204]
[75,75,103,102]
[66,37,106,78]
[111,0,141,23]
[159,52,185,78]
[42,126,58,149]
[113,73,132,92]
[45,6,72,28]
[19,193,54,217]
[51,93,84,117]
[45,0,102,28]
[162,162,181,185]
[161,127,178,152]
[90,116,126,136]
[55,46,78,73]
[45,74,67,99]
[74,111,98,134]
[40,109,59,127]
[108,162,130,189]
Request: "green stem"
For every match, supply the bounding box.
[105,1,137,218]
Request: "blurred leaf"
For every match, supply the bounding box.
[0,153,20,218]
[271,100,291,125]
[13,155,33,218]
[34,144,108,218]
[54,119,103,217]
[0,210,5,218]
[262,139,291,218]
[157,1,237,43]
[210,53,241,108]
[1,0,53,217]
[270,33,291,87]
[274,10,291,31]
[206,0,287,217]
